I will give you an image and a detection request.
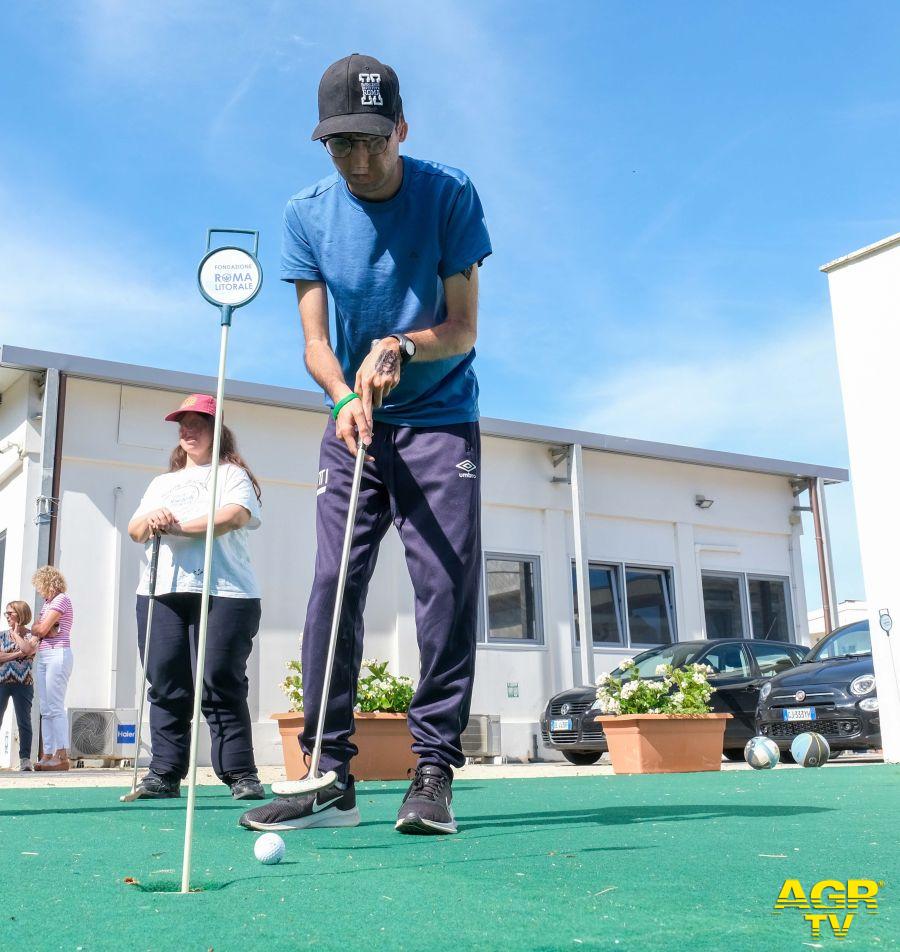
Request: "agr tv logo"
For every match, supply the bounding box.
[774,878,882,940]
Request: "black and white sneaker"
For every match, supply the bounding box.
[239,777,360,831]
[230,776,266,800]
[133,770,181,799]
[395,764,457,835]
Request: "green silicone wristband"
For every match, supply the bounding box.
[332,392,360,420]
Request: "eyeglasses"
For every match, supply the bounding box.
[4,611,16,618]
[323,135,388,158]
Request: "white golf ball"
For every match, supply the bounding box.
[254,832,286,865]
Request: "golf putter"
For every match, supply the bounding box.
[120,532,161,802]
[272,438,369,797]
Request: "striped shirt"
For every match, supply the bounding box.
[38,592,73,650]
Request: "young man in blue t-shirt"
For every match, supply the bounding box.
[241,53,491,836]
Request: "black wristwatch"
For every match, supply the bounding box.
[388,333,416,365]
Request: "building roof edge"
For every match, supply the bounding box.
[0,344,849,483]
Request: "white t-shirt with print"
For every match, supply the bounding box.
[133,463,261,598]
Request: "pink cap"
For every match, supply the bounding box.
[164,394,217,422]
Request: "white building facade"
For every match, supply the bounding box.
[0,346,847,766]
[823,234,900,763]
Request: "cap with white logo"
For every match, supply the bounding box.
[311,53,402,141]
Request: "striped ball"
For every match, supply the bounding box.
[744,735,780,770]
[790,731,830,767]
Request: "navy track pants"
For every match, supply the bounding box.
[301,421,481,780]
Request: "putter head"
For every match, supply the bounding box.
[119,788,142,802]
[271,769,338,798]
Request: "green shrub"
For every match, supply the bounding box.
[281,657,414,714]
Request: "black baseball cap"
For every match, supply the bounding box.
[311,53,402,141]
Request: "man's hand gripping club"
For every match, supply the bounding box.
[335,337,402,456]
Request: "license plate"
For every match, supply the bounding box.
[551,718,573,731]
[783,707,816,721]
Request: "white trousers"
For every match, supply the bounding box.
[35,647,73,754]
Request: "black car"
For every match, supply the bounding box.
[541,638,807,765]
[756,621,879,755]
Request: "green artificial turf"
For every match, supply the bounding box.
[1,766,897,951]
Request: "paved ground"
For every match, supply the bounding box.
[0,751,885,788]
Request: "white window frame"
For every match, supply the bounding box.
[479,551,545,647]
[570,560,678,650]
[700,570,795,642]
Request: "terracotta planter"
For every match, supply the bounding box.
[271,711,418,781]
[597,713,731,775]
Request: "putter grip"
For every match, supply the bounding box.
[148,534,161,594]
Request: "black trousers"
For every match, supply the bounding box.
[0,682,33,759]
[135,593,261,783]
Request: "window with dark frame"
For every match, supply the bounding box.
[483,555,543,644]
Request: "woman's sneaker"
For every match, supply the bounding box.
[239,777,360,831]
[395,764,457,835]
[133,771,181,799]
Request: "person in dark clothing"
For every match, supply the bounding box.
[0,601,38,771]
[241,53,491,836]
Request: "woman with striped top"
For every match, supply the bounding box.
[0,601,39,771]
[31,566,74,772]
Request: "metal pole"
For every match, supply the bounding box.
[308,440,367,780]
[571,444,595,686]
[809,478,838,634]
[108,486,124,708]
[32,369,60,761]
[181,306,231,895]
[815,477,840,633]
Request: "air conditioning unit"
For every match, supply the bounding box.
[461,714,501,759]
[68,708,138,761]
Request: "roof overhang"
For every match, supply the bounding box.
[820,232,900,274]
[0,344,849,484]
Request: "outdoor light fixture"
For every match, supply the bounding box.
[695,495,714,509]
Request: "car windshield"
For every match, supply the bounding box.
[808,622,871,662]
[611,643,700,678]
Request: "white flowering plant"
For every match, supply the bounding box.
[593,658,715,715]
[281,658,414,714]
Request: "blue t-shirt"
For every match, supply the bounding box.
[281,156,492,426]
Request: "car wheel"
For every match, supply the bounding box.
[562,750,603,766]
[722,749,746,762]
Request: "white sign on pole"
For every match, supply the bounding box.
[198,247,261,308]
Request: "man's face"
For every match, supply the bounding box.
[324,120,408,198]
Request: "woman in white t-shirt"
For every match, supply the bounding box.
[127,393,265,801]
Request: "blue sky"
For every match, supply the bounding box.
[4,2,899,611]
